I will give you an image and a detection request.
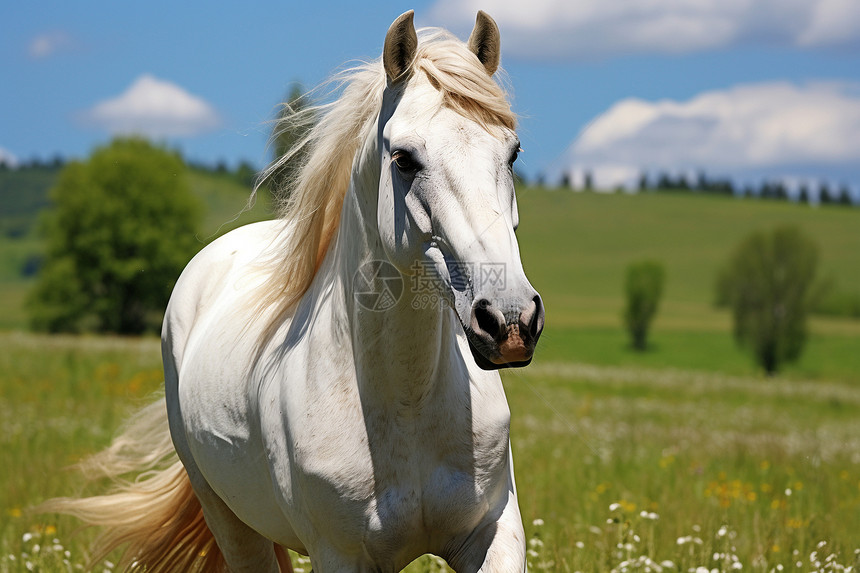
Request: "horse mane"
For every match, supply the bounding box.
[252,29,517,347]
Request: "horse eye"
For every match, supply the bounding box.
[392,150,419,174]
[509,146,523,165]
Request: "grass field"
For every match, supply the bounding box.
[2,187,859,571]
[1,333,858,572]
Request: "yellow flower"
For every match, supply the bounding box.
[7,507,22,518]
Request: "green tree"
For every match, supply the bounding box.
[715,226,818,375]
[623,260,666,351]
[27,138,202,334]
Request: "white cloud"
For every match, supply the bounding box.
[428,0,860,59]
[81,75,221,138]
[560,81,860,187]
[797,0,860,46]
[0,147,19,168]
[28,31,75,59]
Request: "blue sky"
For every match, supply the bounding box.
[4,1,860,190]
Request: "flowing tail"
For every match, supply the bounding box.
[37,398,227,572]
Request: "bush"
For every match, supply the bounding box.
[623,260,666,351]
[715,226,818,375]
[27,138,202,334]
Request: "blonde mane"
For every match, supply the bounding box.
[253,29,517,346]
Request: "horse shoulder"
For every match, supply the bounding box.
[163,220,284,363]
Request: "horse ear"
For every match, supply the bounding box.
[467,10,500,76]
[383,10,418,84]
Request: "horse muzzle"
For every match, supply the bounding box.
[465,294,544,370]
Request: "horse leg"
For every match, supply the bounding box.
[445,491,527,573]
[185,463,282,573]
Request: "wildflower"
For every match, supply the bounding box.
[532,518,545,527]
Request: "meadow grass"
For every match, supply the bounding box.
[2,332,858,572]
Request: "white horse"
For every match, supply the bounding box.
[44,10,544,572]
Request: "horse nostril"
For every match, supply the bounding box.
[471,299,506,342]
[519,295,545,341]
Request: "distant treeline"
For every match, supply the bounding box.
[547,169,858,207]
[0,154,261,184]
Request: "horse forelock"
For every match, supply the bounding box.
[411,30,516,134]
[252,28,516,349]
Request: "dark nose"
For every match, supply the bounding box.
[470,295,544,365]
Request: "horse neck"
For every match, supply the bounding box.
[328,133,464,406]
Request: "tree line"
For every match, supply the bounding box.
[551,169,857,207]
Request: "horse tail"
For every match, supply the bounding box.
[37,397,227,573]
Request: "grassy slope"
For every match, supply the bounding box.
[516,188,860,324]
[514,189,860,381]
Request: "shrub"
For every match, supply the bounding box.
[623,260,666,351]
[715,225,818,375]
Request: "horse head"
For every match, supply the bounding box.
[373,11,544,370]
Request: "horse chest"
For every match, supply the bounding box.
[287,396,511,558]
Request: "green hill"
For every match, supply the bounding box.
[0,166,273,330]
[0,166,60,238]
[515,188,860,380]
